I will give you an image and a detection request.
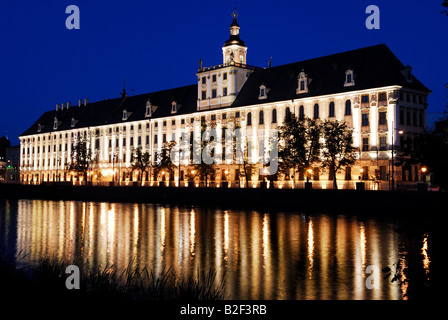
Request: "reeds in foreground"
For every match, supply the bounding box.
[0,252,228,302]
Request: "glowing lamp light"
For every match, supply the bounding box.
[421,167,427,173]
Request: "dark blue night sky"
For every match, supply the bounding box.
[1,0,447,145]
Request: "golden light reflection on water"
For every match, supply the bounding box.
[190,209,196,256]
[2,199,431,300]
[422,233,430,280]
[307,218,314,279]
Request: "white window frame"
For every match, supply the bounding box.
[344,69,355,87]
[145,99,152,117]
[258,84,268,100]
[296,71,309,94]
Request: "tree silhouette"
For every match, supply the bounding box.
[191,118,216,187]
[154,141,177,183]
[68,139,92,182]
[131,147,151,182]
[278,114,321,181]
[321,120,357,189]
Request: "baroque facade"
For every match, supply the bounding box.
[19,14,430,190]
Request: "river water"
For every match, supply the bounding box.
[0,199,431,300]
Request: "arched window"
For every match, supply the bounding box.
[299,105,304,120]
[313,104,319,119]
[272,109,277,123]
[329,102,335,117]
[285,107,291,121]
[247,112,252,126]
[259,110,264,125]
[345,100,352,116]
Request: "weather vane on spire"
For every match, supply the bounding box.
[232,7,238,19]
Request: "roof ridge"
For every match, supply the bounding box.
[265,43,388,71]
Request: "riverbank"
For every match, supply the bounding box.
[0,182,445,214]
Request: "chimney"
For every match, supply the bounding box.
[67,102,71,109]
[84,98,89,105]
[78,99,82,107]
[61,103,66,110]
[56,104,60,111]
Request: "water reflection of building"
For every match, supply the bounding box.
[13,200,420,299]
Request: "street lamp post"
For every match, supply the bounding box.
[56,158,61,182]
[390,121,404,191]
[112,151,118,183]
[178,140,182,187]
[421,166,428,182]
[306,168,312,182]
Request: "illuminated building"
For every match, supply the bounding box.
[19,13,430,189]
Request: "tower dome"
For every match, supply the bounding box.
[223,11,246,47]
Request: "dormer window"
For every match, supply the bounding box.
[403,65,413,83]
[344,69,355,87]
[37,123,42,132]
[171,101,178,114]
[122,109,128,121]
[71,117,76,128]
[258,84,268,100]
[53,116,58,130]
[145,99,152,117]
[296,71,309,94]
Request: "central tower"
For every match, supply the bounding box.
[222,10,247,65]
[196,11,257,111]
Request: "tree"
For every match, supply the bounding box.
[191,118,217,187]
[68,139,92,182]
[224,115,255,188]
[154,141,177,182]
[131,147,151,182]
[442,0,448,16]
[321,120,357,189]
[236,140,255,188]
[278,114,321,180]
[397,126,448,191]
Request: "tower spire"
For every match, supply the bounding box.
[121,77,127,97]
